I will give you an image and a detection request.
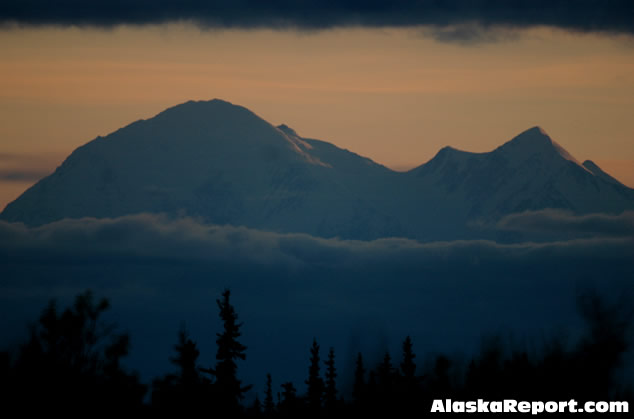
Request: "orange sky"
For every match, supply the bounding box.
[1,25,633,210]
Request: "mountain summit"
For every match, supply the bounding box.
[499,126,580,162]
[2,100,633,240]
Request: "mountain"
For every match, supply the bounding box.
[398,126,634,239]
[0,100,402,239]
[2,99,633,240]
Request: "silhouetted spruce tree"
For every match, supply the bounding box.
[400,336,416,382]
[102,332,146,409]
[365,370,378,410]
[279,381,298,416]
[248,394,262,416]
[378,352,395,390]
[152,329,191,410]
[399,336,418,411]
[352,352,366,405]
[467,336,504,398]
[9,291,145,413]
[152,325,206,411]
[305,338,324,413]
[377,352,396,411]
[430,355,452,397]
[264,373,275,415]
[206,289,251,414]
[324,347,337,410]
[171,326,201,388]
[574,290,631,400]
[502,350,533,399]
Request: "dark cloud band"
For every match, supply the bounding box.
[1,1,633,39]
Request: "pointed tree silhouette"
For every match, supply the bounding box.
[249,394,262,415]
[171,326,201,388]
[378,352,395,390]
[152,326,204,411]
[324,347,337,410]
[431,355,452,396]
[399,336,419,412]
[203,289,251,414]
[280,381,298,415]
[352,352,366,405]
[305,338,324,413]
[264,373,275,415]
[400,336,419,395]
[400,336,416,381]
[376,351,397,412]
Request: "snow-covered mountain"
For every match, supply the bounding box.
[396,126,634,239]
[2,99,633,240]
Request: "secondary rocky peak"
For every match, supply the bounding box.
[277,124,299,137]
[583,160,624,186]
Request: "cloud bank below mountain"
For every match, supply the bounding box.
[2,213,634,271]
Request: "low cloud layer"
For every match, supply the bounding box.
[497,209,634,239]
[1,1,633,42]
[2,213,634,271]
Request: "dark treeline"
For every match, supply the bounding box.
[1,289,632,416]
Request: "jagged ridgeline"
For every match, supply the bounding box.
[2,99,633,240]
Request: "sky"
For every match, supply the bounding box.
[1,1,634,210]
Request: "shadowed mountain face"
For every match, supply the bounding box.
[2,99,633,240]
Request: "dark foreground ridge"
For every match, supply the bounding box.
[2,289,632,416]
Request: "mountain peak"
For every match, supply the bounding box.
[187,98,233,106]
[505,126,553,147]
[499,126,582,166]
[168,98,236,110]
[153,98,254,122]
[530,125,549,136]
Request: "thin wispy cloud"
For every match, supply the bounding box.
[497,209,634,238]
[0,168,51,182]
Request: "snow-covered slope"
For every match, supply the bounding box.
[582,160,625,187]
[402,126,634,238]
[2,100,633,240]
[0,100,402,238]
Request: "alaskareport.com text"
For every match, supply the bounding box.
[431,399,629,414]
